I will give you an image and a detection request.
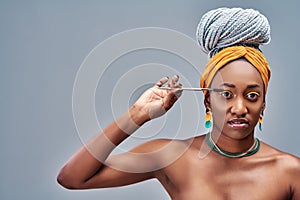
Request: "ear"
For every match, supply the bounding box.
[204,93,211,111]
[261,102,266,114]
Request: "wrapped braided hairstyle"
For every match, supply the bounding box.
[196,7,271,58]
[196,7,272,95]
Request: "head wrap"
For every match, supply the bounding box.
[196,7,271,95]
[200,46,271,93]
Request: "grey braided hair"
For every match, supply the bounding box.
[196,7,271,57]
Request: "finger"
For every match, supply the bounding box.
[164,92,179,110]
[174,83,183,98]
[168,75,179,87]
[172,75,179,84]
[174,83,182,89]
[164,82,182,109]
[155,76,169,87]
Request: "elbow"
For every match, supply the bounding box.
[57,171,75,190]
[57,168,83,190]
[57,175,71,190]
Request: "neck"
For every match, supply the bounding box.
[210,128,256,153]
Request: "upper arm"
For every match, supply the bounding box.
[81,161,154,189]
[79,138,173,189]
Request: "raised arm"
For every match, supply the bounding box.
[57,76,182,189]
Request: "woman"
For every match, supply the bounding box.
[57,8,300,199]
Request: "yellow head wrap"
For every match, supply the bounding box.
[200,46,271,95]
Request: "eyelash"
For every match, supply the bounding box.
[246,92,260,101]
[219,90,233,99]
[218,90,260,101]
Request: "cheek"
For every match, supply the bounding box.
[249,105,263,119]
[210,97,227,125]
[210,95,228,113]
[248,97,264,113]
[210,107,227,131]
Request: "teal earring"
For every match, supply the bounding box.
[205,108,212,128]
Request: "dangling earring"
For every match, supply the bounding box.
[205,108,212,129]
[258,112,263,131]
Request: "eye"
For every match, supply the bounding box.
[219,90,233,99]
[246,92,260,101]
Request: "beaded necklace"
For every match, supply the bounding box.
[205,132,260,158]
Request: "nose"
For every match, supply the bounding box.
[230,97,248,117]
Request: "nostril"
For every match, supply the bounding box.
[238,113,247,118]
[231,108,248,116]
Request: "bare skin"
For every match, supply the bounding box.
[57,60,300,199]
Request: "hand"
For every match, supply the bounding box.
[131,75,183,122]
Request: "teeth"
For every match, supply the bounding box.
[230,121,246,124]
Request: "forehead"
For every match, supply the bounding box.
[210,59,264,88]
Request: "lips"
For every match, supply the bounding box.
[228,118,249,129]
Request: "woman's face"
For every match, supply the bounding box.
[206,59,265,140]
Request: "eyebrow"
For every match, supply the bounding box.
[247,84,261,89]
[219,83,261,89]
[219,83,235,88]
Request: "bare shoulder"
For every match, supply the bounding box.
[260,141,300,164]
[263,145,300,199]
[252,141,300,199]
[260,141,300,177]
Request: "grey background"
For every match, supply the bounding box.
[1,0,299,199]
